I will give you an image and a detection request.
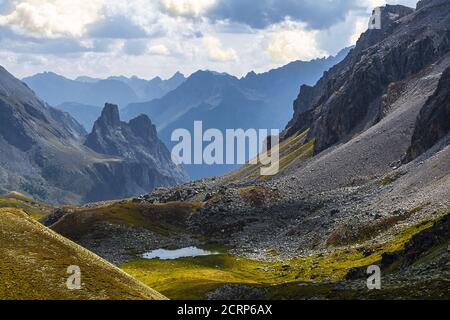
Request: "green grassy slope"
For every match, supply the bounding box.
[51,201,203,239]
[0,192,54,221]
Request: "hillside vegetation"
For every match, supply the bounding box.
[0,192,54,221]
[121,211,449,300]
[0,208,166,300]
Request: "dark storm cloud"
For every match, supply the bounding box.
[87,16,149,39]
[208,0,364,29]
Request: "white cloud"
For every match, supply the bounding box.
[266,21,328,63]
[203,35,238,62]
[160,0,215,17]
[0,0,421,79]
[350,16,371,44]
[361,0,418,9]
[0,0,103,37]
[148,44,170,56]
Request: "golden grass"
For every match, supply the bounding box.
[51,201,204,239]
[0,192,54,221]
[239,185,280,207]
[0,208,166,300]
[225,129,313,183]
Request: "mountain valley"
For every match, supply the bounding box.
[0,0,449,301]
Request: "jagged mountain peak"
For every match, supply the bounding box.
[85,103,188,184]
[354,5,414,54]
[97,103,121,128]
[33,71,66,78]
[170,71,185,79]
[129,114,158,141]
[189,70,236,81]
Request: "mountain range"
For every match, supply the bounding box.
[23,71,186,107]
[24,49,350,179]
[22,72,187,131]
[123,48,350,178]
[0,67,187,204]
[1,0,449,301]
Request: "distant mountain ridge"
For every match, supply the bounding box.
[23,71,186,107]
[123,48,351,178]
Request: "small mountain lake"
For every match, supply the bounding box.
[141,247,220,260]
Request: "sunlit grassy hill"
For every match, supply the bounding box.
[0,208,166,300]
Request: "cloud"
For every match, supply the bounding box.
[0,0,420,80]
[266,21,328,62]
[160,0,216,17]
[0,35,114,55]
[122,39,148,56]
[148,44,170,56]
[361,0,418,9]
[0,0,103,37]
[203,35,238,62]
[87,15,149,39]
[208,0,366,30]
[0,25,114,55]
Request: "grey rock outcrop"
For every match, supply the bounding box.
[83,104,188,201]
[285,2,450,154]
[406,67,450,160]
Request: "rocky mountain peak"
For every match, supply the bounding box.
[80,103,188,200]
[129,114,158,141]
[169,71,185,81]
[379,4,414,24]
[97,103,121,128]
[355,5,414,53]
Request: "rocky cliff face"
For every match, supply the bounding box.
[286,1,450,154]
[84,104,188,200]
[406,66,450,160]
[0,67,187,204]
[0,65,99,203]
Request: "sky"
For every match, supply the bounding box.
[0,0,418,80]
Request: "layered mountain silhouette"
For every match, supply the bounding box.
[0,68,187,204]
[23,72,137,107]
[23,72,186,107]
[108,72,186,102]
[22,72,187,133]
[124,49,350,178]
